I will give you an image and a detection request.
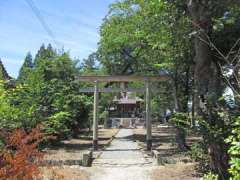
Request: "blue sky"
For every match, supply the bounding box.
[0,0,114,78]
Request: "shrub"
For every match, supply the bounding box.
[170,112,191,130]
[0,126,46,180]
[203,172,219,180]
[189,142,206,161]
[170,113,191,151]
[43,111,71,138]
[226,116,240,180]
[189,142,209,173]
[0,82,36,130]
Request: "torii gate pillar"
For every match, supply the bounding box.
[93,81,99,150]
[145,80,152,151]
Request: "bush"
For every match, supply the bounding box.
[170,113,191,151]
[43,111,71,138]
[226,116,240,180]
[189,142,206,161]
[170,113,191,130]
[203,172,219,180]
[189,142,209,173]
[0,126,46,179]
[0,81,36,130]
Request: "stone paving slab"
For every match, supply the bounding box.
[92,129,151,167]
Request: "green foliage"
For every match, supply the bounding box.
[0,81,33,130]
[0,60,11,80]
[226,116,240,180]
[98,0,193,114]
[189,142,210,173]
[17,52,33,83]
[203,172,219,180]
[81,52,99,72]
[99,110,108,121]
[169,112,191,151]
[44,112,71,137]
[189,142,206,161]
[0,44,93,140]
[169,113,191,130]
[34,44,57,67]
[0,1,239,178]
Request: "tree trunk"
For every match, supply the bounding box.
[188,0,213,98]
[208,143,229,180]
[188,0,229,178]
[183,66,191,113]
[172,71,180,112]
[175,127,189,151]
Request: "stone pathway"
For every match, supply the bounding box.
[43,127,200,180]
[85,129,154,180]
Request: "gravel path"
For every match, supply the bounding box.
[86,129,154,180]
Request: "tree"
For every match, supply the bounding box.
[188,0,240,178]
[20,48,92,137]
[0,59,11,80]
[18,52,33,83]
[34,44,56,67]
[99,0,240,178]
[82,52,98,71]
[98,0,196,151]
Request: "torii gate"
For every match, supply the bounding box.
[76,75,170,151]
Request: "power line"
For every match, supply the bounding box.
[25,0,61,47]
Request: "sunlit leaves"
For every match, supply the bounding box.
[226,116,240,179]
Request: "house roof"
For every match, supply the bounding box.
[113,97,144,104]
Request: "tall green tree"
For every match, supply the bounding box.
[0,59,11,80]
[34,44,56,67]
[82,53,98,70]
[18,52,33,83]
[98,0,194,114]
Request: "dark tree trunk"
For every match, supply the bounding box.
[188,0,229,178]
[191,78,197,127]
[183,66,191,113]
[175,127,189,151]
[208,143,229,180]
[172,69,180,112]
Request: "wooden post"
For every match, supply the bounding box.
[93,81,99,150]
[145,80,152,151]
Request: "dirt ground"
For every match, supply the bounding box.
[133,125,202,180]
[44,128,119,161]
[151,163,200,180]
[41,166,90,180]
[42,164,199,180]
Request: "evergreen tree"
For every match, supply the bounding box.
[18,52,33,83]
[34,44,56,66]
[82,52,98,70]
[35,44,45,60]
[0,59,11,80]
[46,44,56,58]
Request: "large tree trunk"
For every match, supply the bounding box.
[188,0,229,178]
[188,0,213,98]
[208,143,229,180]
